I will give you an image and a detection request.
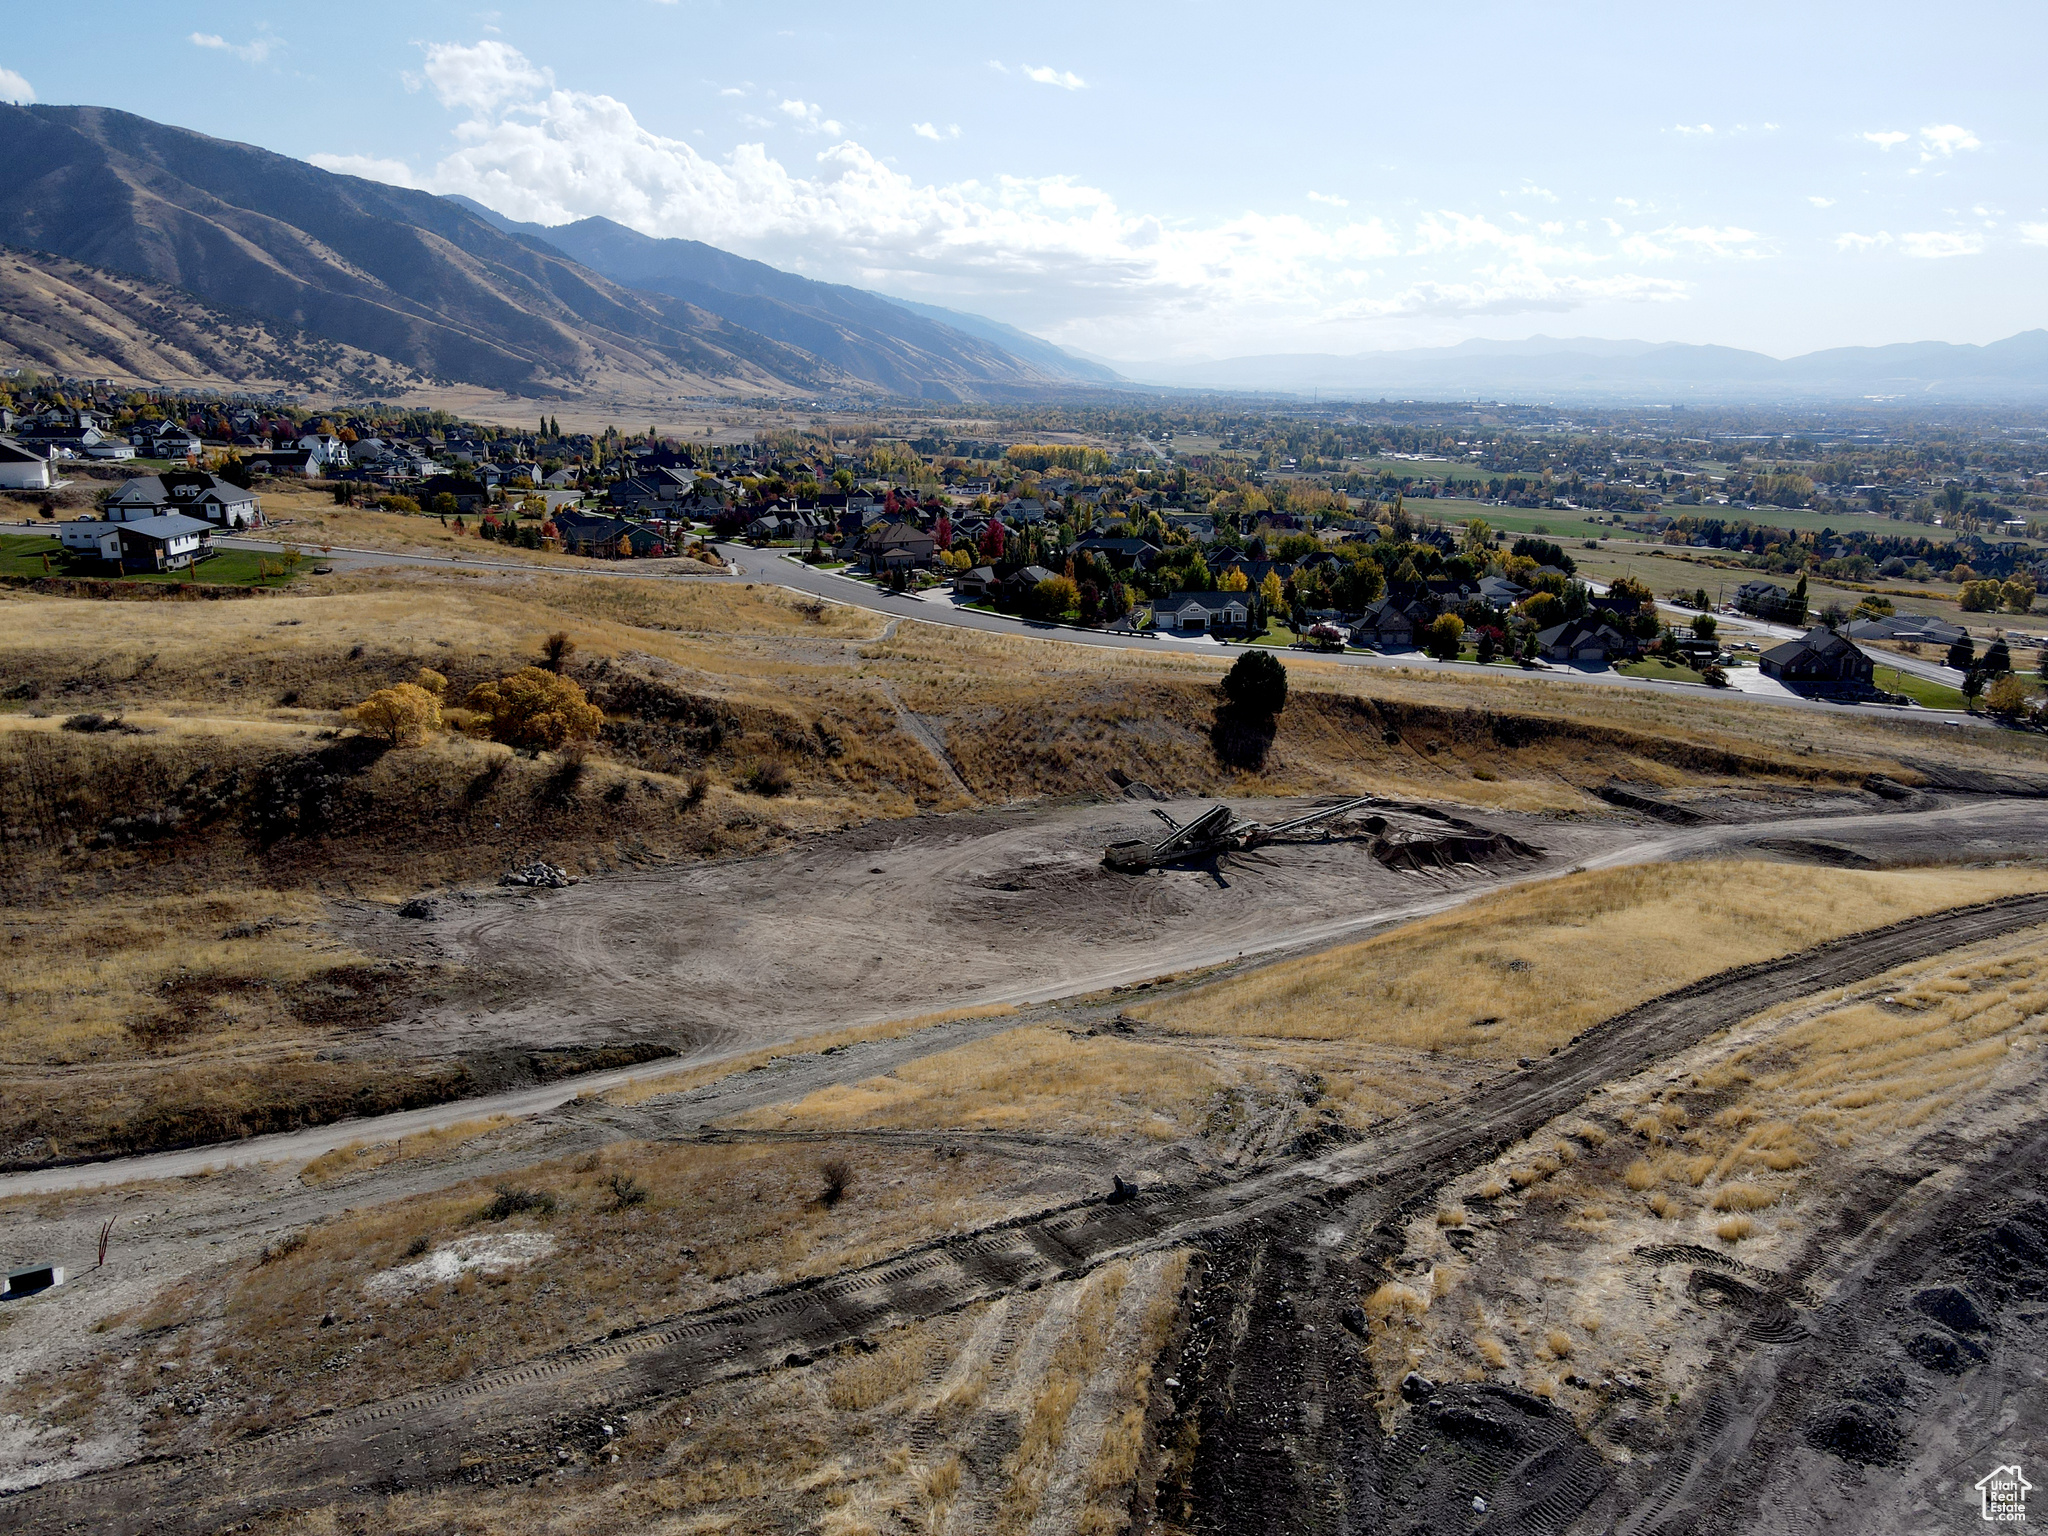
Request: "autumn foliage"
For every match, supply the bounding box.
[465,667,604,750]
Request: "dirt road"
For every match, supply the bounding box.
[15,892,2046,1532]
[6,792,2043,1200]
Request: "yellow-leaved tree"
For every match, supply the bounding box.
[466,667,604,750]
[1218,567,1250,592]
[349,682,442,746]
[1259,571,1286,611]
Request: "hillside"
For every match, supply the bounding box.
[0,246,430,394]
[0,104,851,400]
[450,199,1117,398]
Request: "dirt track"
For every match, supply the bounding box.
[16,892,2047,1533]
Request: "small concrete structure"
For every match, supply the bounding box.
[3,1263,64,1299]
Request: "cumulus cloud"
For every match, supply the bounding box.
[0,65,32,103]
[2022,223,2048,248]
[1021,64,1086,90]
[1862,130,1910,150]
[320,39,1697,342]
[1673,123,1714,136]
[1899,230,1982,258]
[1835,231,1893,250]
[1306,191,1349,207]
[1808,195,1835,208]
[912,122,961,141]
[420,39,550,114]
[190,31,278,64]
[779,98,843,136]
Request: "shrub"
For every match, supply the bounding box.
[477,1186,556,1222]
[1960,580,2004,613]
[1545,1329,1574,1359]
[1623,1158,1656,1191]
[820,1156,854,1208]
[1220,649,1288,717]
[466,667,604,750]
[1715,1214,1754,1242]
[1985,674,2029,718]
[1022,575,1079,621]
[377,494,421,513]
[348,682,442,746]
[540,631,577,674]
[605,1172,648,1210]
[744,761,793,797]
[257,1231,306,1266]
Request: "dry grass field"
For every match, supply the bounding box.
[1132,861,2048,1060]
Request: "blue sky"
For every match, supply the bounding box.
[4,2,2045,361]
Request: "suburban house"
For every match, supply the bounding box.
[1070,536,1162,570]
[1478,575,1529,609]
[954,564,999,597]
[1352,596,1423,649]
[860,521,937,572]
[1000,564,1061,601]
[1536,617,1633,665]
[102,471,262,529]
[1151,590,1251,635]
[1842,613,1968,648]
[1735,579,1803,621]
[0,436,53,490]
[62,512,215,574]
[423,474,488,513]
[553,512,667,558]
[85,438,136,461]
[297,433,350,469]
[1759,626,1875,687]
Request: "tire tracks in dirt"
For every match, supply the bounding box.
[17,893,2048,1532]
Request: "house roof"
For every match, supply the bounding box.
[1006,564,1060,586]
[0,436,47,465]
[1157,590,1247,613]
[1762,625,1866,667]
[1537,617,1626,649]
[113,513,215,542]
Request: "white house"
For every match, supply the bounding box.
[59,516,123,561]
[85,438,137,461]
[298,432,350,469]
[0,436,53,491]
[1152,591,1251,634]
[64,512,214,574]
[102,471,262,530]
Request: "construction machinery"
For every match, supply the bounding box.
[1103,796,1378,872]
[1103,796,1543,874]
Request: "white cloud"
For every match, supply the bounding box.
[1673,123,1714,136]
[911,122,960,142]
[309,153,423,187]
[421,39,550,115]
[326,39,1695,342]
[719,86,747,98]
[2021,223,2048,248]
[1808,195,1835,208]
[1862,130,1910,150]
[189,31,278,65]
[1899,229,1983,258]
[779,99,843,136]
[1834,231,1892,250]
[0,65,32,103]
[1663,224,1766,257]
[1516,181,1558,202]
[1021,64,1086,90]
[1918,123,1980,158]
[1306,191,1349,207]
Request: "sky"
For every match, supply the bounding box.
[3,2,2046,363]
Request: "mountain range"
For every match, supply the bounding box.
[1114,333,2048,401]
[0,103,1109,401]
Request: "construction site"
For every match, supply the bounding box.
[4,557,2048,1536]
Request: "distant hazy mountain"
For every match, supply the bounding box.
[450,198,1117,398]
[0,103,853,398]
[1118,332,2048,401]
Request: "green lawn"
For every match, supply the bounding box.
[1617,656,1707,685]
[0,534,64,577]
[1250,624,1298,647]
[0,534,300,587]
[1872,664,1968,711]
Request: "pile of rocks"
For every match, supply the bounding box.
[500,860,574,889]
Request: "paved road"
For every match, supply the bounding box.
[3,519,1989,724]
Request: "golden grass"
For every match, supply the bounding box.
[1715,1215,1755,1242]
[0,889,358,1066]
[1131,862,2048,1061]
[722,1024,1236,1142]
[998,1263,1129,1536]
[603,1005,1018,1107]
[825,1332,926,1412]
[297,1116,513,1186]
